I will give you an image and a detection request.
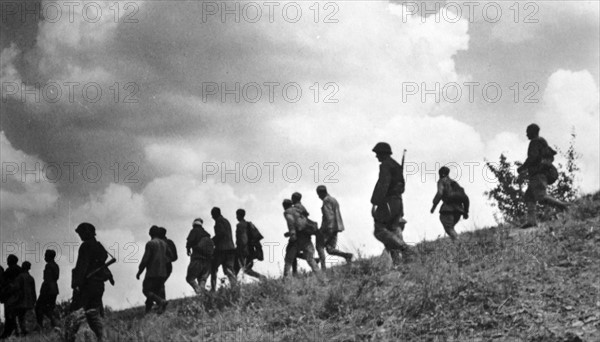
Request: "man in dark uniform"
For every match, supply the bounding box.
[0,254,22,339]
[290,193,313,274]
[282,199,321,278]
[210,207,237,291]
[517,124,569,228]
[36,249,60,329]
[234,209,266,280]
[71,222,109,341]
[430,166,470,241]
[371,142,414,265]
[136,226,169,314]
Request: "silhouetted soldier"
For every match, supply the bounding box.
[290,192,309,274]
[282,199,321,278]
[71,222,109,341]
[15,261,36,336]
[186,218,214,294]
[210,207,237,291]
[371,142,415,265]
[315,185,353,269]
[36,249,60,329]
[136,226,169,314]
[517,124,569,228]
[0,254,22,339]
[157,227,178,280]
[431,166,470,241]
[234,209,266,280]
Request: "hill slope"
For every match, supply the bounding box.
[19,192,600,341]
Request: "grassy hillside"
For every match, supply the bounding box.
[16,192,600,341]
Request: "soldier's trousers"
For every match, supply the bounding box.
[284,235,320,277]
[210,251,237,291]
[439,213,461,241]
[186,258,211,294]
[15,308,32,335]
[316,230,352,269]
[35,292,58,328]
[524,173,568,225]
[0,304,17,338]
[373,196,411,264]
[71,280,104,340]
[234,256,265,280]
[143,277,166,311]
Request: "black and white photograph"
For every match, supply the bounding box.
[1,0,599,340]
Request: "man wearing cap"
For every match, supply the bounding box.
[517,123,569,228]
[371,142,415,265]
[35,249,60,329]
[186,218,214,294]
[210,207,237,291]
[282,199,321,277]
[315,185,353,269]
[71,222,109,341]
[290,192,311,273]
[431,166,470,241]
[136,226,169,314]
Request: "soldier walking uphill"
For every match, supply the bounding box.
[234,209,267,280]
[70,223,110,341]
[290,192,311,274]
[137,226,170,315]
[315,185,353,270]
[430,166,470,241]
[0,254,22,339]
[14,261,36,337]
[282,199,322,278]
[517,124,569,228]
[210,207,238,291]
[186,218,214,294]
[36,249,60,329]
[371,142,415,265]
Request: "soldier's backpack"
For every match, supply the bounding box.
[293,207,318,235]
[166,239,178,262]
[196,236,215,258]
[540,140,559,185]
[246,222,264,261]
[445,180,468,205]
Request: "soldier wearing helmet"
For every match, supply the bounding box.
[371,142,415,265]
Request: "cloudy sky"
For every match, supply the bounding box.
[1,0,598,310]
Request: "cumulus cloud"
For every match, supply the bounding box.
[0,131,59,213]
[1,0,598,310]
[535,69,600,192]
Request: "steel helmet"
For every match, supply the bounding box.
[372,142,392,155]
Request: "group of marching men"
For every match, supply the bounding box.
[0,124,567,341]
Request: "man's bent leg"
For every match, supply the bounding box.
[440,214,459,241]
[315,231,328,270]
[186,260,202,294]
[324,232,353,262]
[222,253,238,286]
[374,224,411,265]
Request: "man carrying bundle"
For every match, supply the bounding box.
[430,166,470,241]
